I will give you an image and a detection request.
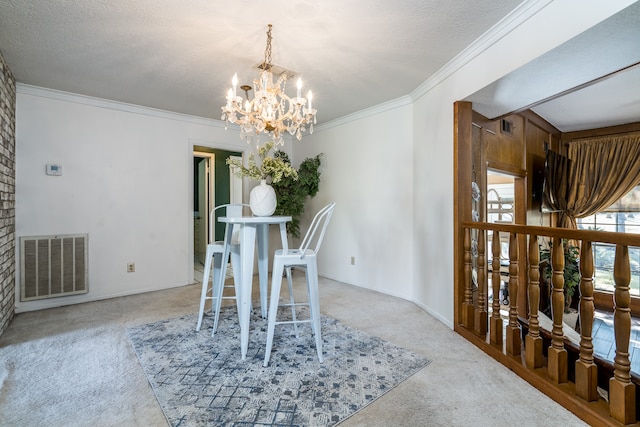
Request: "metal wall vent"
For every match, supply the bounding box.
[501,119,514,135]
[20,234,89,301]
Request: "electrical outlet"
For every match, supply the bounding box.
[127,262,135,273]
[350,256,355,265]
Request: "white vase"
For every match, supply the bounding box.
[249,180,277,216]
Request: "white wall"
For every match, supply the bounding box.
[14,86,292,312]
[293,99,414,300]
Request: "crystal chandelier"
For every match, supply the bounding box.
[221,25,317,146]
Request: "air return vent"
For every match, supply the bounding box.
[501,119,514,135]
[20,234,88,301]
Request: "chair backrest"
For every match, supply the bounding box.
[209,204,248,243]
[298,202,336,257]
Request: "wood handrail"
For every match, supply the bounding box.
[463,221,640,247]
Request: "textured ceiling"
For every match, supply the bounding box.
[0,0,522,124]
[0,0,638,132]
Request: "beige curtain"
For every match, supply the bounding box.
[545,131,640,228]
[542,149,571,218]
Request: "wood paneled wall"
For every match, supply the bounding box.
[471,110,561,226]
[469,109,561,318]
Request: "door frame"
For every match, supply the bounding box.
[187,140,247,284]
[193,151,215,265]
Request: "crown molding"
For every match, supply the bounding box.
[410,0,553,102]
[314,95,413,133]
[313,0,553,133]
[16,83,227,129]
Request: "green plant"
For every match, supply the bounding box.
[226,141,297,184]
[539,238,580,300]
[272,151,323,238]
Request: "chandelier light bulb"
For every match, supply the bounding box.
[297,78,302,99]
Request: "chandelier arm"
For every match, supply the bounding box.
[275,93,297,120]
[234,99,256,116]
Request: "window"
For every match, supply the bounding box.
[577,185,640,295]
[486,174,514,225]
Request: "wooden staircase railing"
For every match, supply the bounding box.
[459,222,640,426]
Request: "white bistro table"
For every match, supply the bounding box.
[218,215,291,360]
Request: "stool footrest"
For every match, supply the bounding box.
[275,319,311,326]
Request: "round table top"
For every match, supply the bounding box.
[218,215,292,224]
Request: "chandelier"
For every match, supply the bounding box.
[221,25,317,146]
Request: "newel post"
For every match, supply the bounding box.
[609,244,635,424]
[525,234,543,369]
[548,237,567,383]
[575,240,598,402]
[506,232,521,356]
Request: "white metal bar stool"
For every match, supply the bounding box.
[195,203,247,335]
[263,202,335,367]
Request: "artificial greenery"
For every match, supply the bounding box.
[539,238,581,302]
[226,141,298,184]
[272,151,323,238]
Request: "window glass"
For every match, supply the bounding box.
[487,182,514,224]
[577,185,640,295]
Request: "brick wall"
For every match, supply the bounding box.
[0,51,16,337]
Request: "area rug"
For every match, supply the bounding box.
[127,305,430,427]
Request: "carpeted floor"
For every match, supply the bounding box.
[128,307,430,426]
[0,272,588,426]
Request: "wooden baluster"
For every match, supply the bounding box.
[609,244,635,424]
[576,240,598,401]
[548,237,568,383]
[526,234,543,369]
[506,232,521,356]
[490,231,503,345]
[475,229,487,336]
[462,227,474,329]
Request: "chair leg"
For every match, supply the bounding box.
[211,252,225,337]
[264,258,285,367]
[285,266,299,338]
[196,247,214,332]
[230,244,242,315]
[306,260,323,363]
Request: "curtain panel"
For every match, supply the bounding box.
[543,131,640,228]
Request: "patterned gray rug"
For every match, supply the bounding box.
[127,306,430,426]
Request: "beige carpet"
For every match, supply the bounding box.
[0,272,587,426]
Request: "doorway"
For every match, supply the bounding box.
[485,170,515,307]
[193,147,242,266]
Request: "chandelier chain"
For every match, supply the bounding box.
[263,24,273,72]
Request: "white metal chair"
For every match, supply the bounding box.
[263,202,336,367]
[195,203,247,335]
